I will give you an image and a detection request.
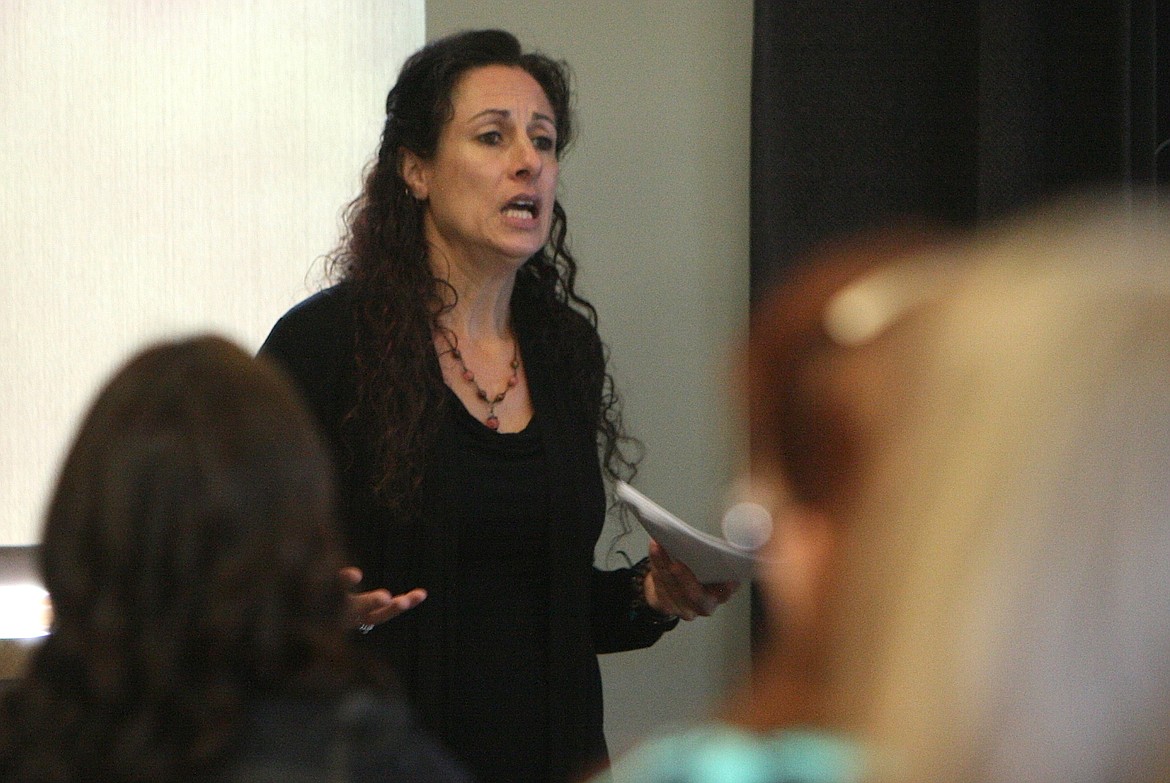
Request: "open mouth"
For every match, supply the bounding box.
[502,197,540,220]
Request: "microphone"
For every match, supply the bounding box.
[721,501,773,551]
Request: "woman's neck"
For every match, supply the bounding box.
[430,253,533,432]
[431,255,518,341]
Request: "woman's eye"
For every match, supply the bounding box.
[477,131,503,145]
[533,135,555,152]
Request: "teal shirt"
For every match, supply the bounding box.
[598,725,865,783]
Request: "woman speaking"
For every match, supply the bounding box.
[261,28,736,783]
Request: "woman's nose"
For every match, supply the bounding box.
[512,138,543,179]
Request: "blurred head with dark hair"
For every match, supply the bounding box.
[0,336,364,781]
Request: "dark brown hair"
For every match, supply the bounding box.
[0,336,370,782]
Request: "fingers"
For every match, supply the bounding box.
[346,587,428,628]
[340,565,427,629]
[684,580,738,619]
[647,538,674,571]
[649,542,707,619]
[385,587,428,619]
[706,580,740,608]
[346,587,391,628]
[646,540,741,621]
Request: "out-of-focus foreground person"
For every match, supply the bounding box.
[0,336,471,783]
[602,195,1170,783]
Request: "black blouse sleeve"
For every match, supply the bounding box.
[257,286,352,425]
[590,565,677,653]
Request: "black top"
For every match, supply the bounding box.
[447,392,550,782]
[259,283,674,782]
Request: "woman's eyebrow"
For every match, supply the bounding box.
[467,108,509,122]
[466,108,556,126]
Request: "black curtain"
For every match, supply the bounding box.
[750,0,1166,295]
[748,0,1165,649]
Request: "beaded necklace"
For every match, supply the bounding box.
[438,332,520,430]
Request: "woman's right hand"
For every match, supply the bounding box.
[340,566,427,629]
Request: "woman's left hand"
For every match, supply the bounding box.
[643,539,740,621]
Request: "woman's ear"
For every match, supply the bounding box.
[399,148,429,201]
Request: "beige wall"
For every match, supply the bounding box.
[426,1,754,757]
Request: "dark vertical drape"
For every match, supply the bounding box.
[748,0,1165,650]
[750,0,1164,295]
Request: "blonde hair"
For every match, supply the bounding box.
[823,196,1170,783]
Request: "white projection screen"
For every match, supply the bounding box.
[0,2,424,544]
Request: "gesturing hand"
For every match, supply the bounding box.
[642,539,739,621]
[339,566,427,630]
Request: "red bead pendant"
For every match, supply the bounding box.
[485,415,500,430]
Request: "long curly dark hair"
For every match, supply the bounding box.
[0,337,375,782]
[327,29,639,511]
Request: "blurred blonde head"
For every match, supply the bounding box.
[744,194,1170,783]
